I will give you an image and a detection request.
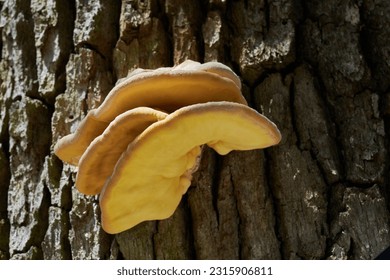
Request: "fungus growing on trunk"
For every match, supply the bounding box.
[53,60,282,234]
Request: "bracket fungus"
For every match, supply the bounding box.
[54,60,281,234]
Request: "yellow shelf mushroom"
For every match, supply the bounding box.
[53,60,282,234]
[99,102,281,234]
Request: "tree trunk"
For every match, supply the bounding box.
[0,0,389,260]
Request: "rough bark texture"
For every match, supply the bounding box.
[0,0,389,260]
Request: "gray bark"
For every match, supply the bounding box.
[0,0,389,260]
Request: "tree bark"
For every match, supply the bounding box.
[0,0,389,260]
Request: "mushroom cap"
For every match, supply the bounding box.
[96,62,246,122]
[76,107,168,195]
[197,61,242,90]
[100,101,281,234]
[167,60,242,89]
[54,60,246,165]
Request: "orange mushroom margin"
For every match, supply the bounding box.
[54,60,282,234]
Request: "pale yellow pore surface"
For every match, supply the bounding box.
[54,63,246,166]
[76,107,168,195]
[100,101,281,234]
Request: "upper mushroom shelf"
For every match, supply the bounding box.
[54,60,281,234]
[54,60,247,166]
